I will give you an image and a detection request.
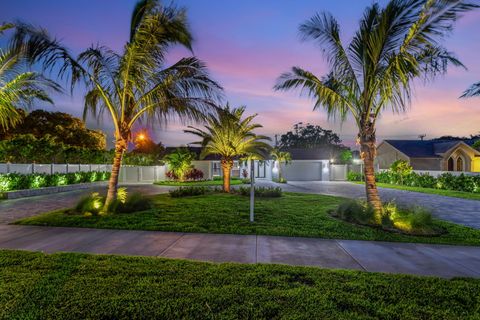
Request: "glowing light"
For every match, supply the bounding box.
[137,134,146,141]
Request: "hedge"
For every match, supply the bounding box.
[347,170,480,193]
[0,171,111,192]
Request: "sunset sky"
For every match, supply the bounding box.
[3,0,480,148]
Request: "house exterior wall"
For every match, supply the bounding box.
[409,158,442,170]
[376,143,409,169]
[442,145,478,172]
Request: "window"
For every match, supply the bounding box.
[456,157,464,172]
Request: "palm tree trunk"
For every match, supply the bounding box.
[104,137,127,210]
[221,159,233,193]
[359,127,383,223]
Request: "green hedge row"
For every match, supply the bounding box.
[347,170,480,193]
[0,171,111,192]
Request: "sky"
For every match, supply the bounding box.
[2,0,480,148]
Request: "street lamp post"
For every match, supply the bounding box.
[250,159,255,223]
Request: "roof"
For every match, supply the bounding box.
[383,139,480,158]
[282,148,333,160]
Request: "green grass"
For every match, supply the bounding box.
[16,192,480,246]
[353,181,480,201]
[154,179,245,186]
[1,250,479,319]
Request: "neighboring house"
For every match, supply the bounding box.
[376,140,480,172]
[163,147,333,181]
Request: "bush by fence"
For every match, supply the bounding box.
[348,170,480,193]
[0,171,111,192]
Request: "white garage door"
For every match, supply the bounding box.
[282,161,322,181]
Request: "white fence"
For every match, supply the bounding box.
[0,163,166,184]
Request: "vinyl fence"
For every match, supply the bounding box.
[0,163,166,183]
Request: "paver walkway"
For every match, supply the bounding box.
[256,181,480,229]
[1,224,479,278]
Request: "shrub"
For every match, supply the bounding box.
[163,148,195,181]
[75,192,104,216]
[333,200,376,225]
[236,186,283,197]
[184,168,204,181]
[332,200,439,235]
[347,171,363,182]
[110,193,153,213]
[169,186,211,198]
[0,171,110,192]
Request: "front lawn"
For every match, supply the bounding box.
[1,250,479,319]
[353,181,480,201]
[15,192,480,246]
[154,179,245,186]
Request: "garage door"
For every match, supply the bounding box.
[282,161,322,181]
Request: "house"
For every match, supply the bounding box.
[376,140,480,172]
[164,147,334,181]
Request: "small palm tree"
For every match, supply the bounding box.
[185,105,271,192]
[163,147,195,182]
[11,1,222,208]
[275,0,477,222]
[0,23,61,132]
[271,148,291,182]
[461,82,480,98]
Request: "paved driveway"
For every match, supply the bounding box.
[0,184,172,224]
[258,181,480,229]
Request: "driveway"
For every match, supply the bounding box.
[0,184,172,224]
[258,181,480,229]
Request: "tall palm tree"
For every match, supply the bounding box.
[461,82,480,97]
[274,0,477,221]
[185,105,271,192]
[271,148,291,182]
[10,1,222,208]
[0,23,61,132]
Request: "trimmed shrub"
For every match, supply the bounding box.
[236,186,283,197]
[347,170,480,194]
[0,171,110,192]
[333,200,376,225]
[169,186,211,198]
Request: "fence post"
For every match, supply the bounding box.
[32,163,35,174]
[51,163,54,175]
[6,162,10,174]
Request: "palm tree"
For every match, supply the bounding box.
[163,147,195,182]
[274,0,477,222]
[185,105,271,192]
[271,148,291,182]
[0,23,61,132]
[10,1,222,208]
[461,82,480,98]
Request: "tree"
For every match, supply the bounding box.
[271,148,291,182]
[185,105,271,192]
[13,1,222,208]
[461,82,480,98]
[278,122,344,149]
[274,0,477,221]
[163,147,195,181]
[0,23,61,132]
[0,109,106,150]
[339,150,353,164]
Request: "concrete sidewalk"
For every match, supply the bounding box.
[1,225,479,278]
